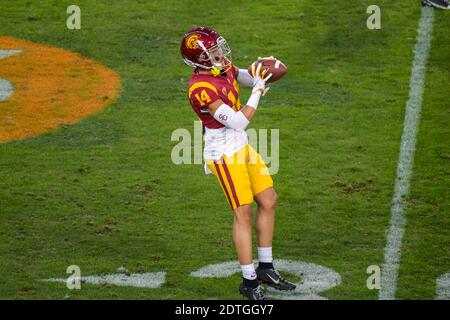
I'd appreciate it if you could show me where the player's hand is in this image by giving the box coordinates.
[250,62,272,96]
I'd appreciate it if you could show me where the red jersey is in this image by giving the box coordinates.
[187,65,242,129]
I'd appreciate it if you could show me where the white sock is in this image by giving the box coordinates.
[241,263,257,280]
[258,247,273,263]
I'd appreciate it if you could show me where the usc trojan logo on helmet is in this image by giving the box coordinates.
[185,34,200,49]
[0,36,121,142]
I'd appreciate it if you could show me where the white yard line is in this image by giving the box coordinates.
[379,7,434,300]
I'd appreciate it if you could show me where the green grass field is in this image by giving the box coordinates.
[0,0,448,299]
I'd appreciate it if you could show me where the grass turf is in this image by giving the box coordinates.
[0,0,448,299]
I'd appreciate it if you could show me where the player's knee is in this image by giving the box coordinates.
[233,205,252,225]
[268,193,277,210]
[260,190,277,211]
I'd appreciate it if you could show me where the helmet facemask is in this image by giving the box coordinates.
[198,37,232,71]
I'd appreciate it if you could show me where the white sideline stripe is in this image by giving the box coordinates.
[379,7,434,300]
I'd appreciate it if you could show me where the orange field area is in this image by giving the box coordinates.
[0,36,121,142]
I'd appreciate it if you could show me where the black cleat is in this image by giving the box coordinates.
[239,282,267,300]
[256,267,296,291]
[422,0,449,9]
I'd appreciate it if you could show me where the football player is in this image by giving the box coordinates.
[180,27,296,300]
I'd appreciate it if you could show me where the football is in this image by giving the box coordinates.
[247,57,287,83]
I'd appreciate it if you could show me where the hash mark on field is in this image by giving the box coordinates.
[436,272,450,300]
[379,7,434,300]
[42,272,166,289]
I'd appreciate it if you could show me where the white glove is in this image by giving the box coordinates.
[250,62,272,96]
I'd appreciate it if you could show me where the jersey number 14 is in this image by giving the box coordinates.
[195,90,211,106]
